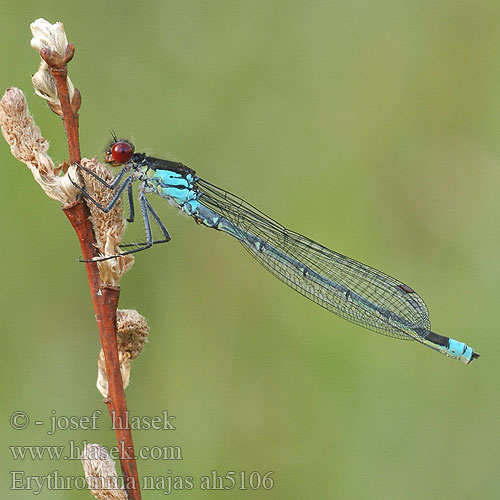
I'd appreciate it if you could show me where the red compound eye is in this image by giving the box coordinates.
[110,141,134,164]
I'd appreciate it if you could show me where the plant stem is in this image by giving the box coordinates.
[43,47,142,500]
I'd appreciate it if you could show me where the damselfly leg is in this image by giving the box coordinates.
[70,163,171,261]
[117,192,171,250]
[126,183,134,223]
[70,162,133,214]
[75,161,129,190]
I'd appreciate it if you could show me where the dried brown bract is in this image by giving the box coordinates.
[0,87,79,204]
[30,18,77,113]
[97,309,149,397]
[81,444,128,500]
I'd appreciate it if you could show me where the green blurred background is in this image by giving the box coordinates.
[1,1,498,499]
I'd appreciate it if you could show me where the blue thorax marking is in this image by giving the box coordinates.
[151,169,199,209]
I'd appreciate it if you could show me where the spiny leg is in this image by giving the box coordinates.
[81,191,153,261]
[74,162,129,190]
[120,195,171,248]
[144,197,171,243]
[85,191,171,261]
[72,164,171,260]
[70,173,134,213]
[126,182,135,223]
[74,164,136,221]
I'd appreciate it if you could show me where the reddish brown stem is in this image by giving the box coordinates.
[63,202,140,499]
[43,46,141,500]
[98,287,140,492]
[51,67,80,163]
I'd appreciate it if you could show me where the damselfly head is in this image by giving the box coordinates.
[105,139,135,166]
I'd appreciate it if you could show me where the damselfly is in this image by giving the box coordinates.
[72,139,479,364]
